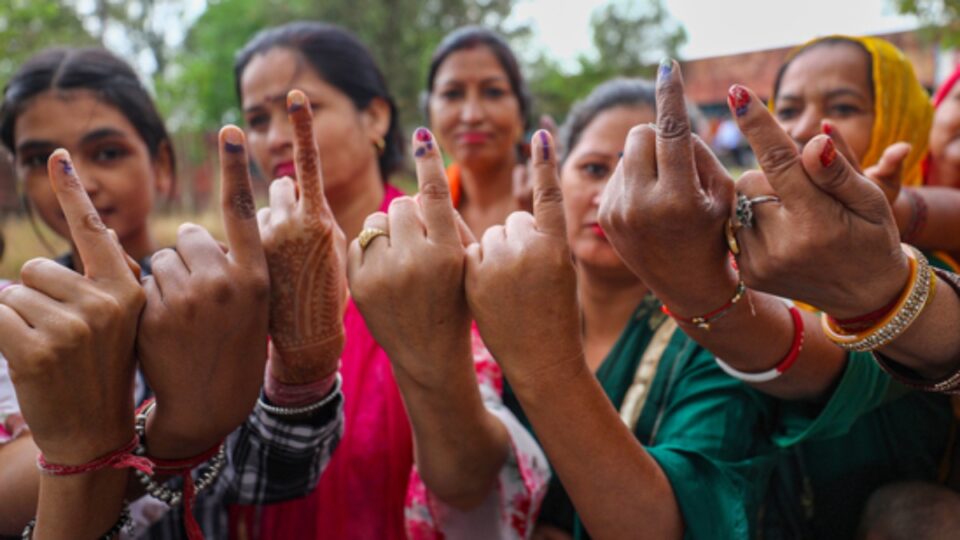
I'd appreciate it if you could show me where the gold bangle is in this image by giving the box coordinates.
[821,245,935,351]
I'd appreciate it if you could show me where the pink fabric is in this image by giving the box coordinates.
[247,184,413,540]
[263,364,339,407]
[404,326,549,540]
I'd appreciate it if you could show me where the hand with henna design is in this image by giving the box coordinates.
[258,89,347,384]
[138,126,270,459]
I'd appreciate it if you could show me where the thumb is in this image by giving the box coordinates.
[802,134,890,223]
[529,129,566,237]
[864,142,911,205]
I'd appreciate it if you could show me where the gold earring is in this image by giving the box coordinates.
[373,137,386,155]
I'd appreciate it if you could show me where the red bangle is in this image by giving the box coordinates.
[714,303,804,383]
[36,433,154,476]
[661,279,747,330]
[829,294,900,333]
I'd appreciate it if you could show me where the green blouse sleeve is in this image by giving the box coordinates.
[774,351,904,447]
[643,344,778,540]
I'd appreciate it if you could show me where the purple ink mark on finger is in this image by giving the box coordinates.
[287,101,304,113]
[224,141,244,154]
[59,158,74,176]
[658,58,673,81]
[539,130,550,161]
[415,146,427,158]
[415,128,432,143]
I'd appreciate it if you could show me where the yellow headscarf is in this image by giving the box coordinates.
[773,35,933,186]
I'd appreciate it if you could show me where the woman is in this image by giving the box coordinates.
[599,54,953,539]
[925,65,960,189]
[233,22,546,539]
[0,47,344,539]
[772,36,960,267]
[425,26,532,235]
[474,78,779,539]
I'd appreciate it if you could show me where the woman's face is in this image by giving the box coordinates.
[561,104,655,273]
[241,47,388,193]
[13,90,169,251]
[428,45,524,171]
[773,42,875,162]
[929,82,960,188]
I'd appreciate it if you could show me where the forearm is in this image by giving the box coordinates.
[677,291,847,401]
[394,351,510,511]
[34,468,127,539]
[879,274,960,379]
[0,436,40,534]
[895,187,960,251]
[511,357,683,540]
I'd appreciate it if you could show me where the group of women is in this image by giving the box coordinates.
[0,18,959,540]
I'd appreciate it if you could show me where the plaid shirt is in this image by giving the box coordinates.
[132,390,343,539]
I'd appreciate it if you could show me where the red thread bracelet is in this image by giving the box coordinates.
[661,280,747,330]
[714,303,804,383]
[37,433,154,476]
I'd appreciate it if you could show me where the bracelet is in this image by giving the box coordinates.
[901,188,928,244]
[22,501,131,539]
[715,300,804,383]
[822,245,935,351]
[257,372,343,416]
[871,267,960,394]
[830,294,900,333]
[661,279,747,331]
[36,434,153,476]
[133,399,225,540]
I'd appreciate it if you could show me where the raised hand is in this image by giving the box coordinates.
[727,84,908,319]
[259,90,346,384]
[347,127,473,383]
[137,126,270,458]
[598,60,737,316]
[512,115,558,213]
[0,149,144,464]
[465,130,581,388]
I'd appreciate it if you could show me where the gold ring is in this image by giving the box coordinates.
[725,218,741,255]
[358,227,389,250]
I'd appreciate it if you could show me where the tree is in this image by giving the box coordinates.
[894,0,960,47]
[0,0,98,88]
[527,0,686,124]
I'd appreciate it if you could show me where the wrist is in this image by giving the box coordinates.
[144,406,220,460]
[656,263,741,324]
[829,246,912,320]
[269,338,342,384]
[37,422,134,467]
[892,191,911,236]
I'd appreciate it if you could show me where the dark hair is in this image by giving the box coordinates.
[559,78,657,163]
[772,37,874,103]
[234,21,403,182]
[425,26,531,131]
[0,47,175,173]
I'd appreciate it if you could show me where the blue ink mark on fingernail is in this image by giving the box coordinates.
[60,158,73,175]
[658,58,673,80]
[415,146,427,158]
[539,130,550,161]
[224,141,244,154]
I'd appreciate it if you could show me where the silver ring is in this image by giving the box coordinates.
[735,193,781,229]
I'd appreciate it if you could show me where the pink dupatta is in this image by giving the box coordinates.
[237,184,413,539]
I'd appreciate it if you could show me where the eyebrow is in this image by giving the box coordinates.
[437,76,509,87]
[16,127,129,156]
[243,92,291,114]
[778,87,869,102]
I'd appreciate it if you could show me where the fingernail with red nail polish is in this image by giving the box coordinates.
[414,127,433,158]
[821,122,834,136]
[728,85,750,117]
[820,138,837,167]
